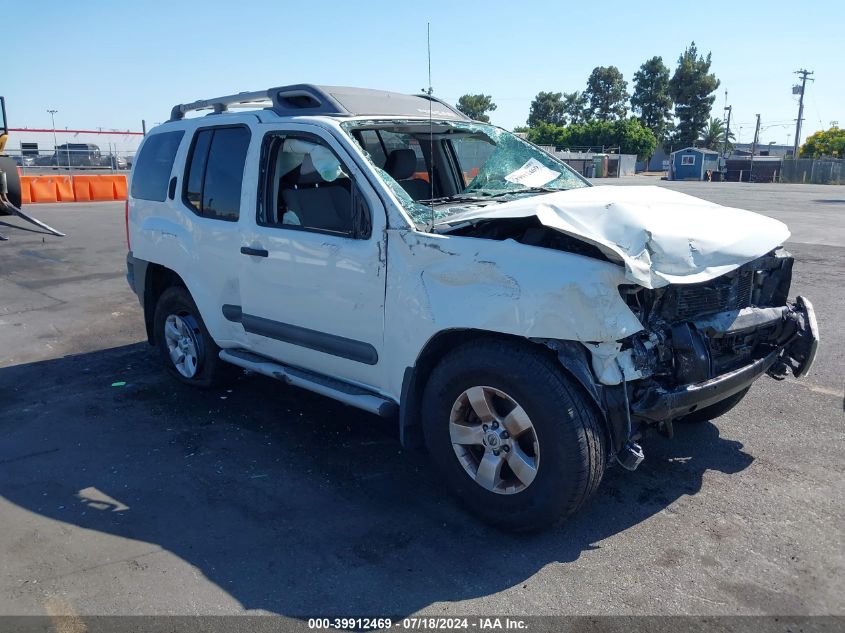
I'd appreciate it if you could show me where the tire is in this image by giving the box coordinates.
[422,339,606,531]
[0,156,22,210]
[678,386,750,423]
[153,285,231,388]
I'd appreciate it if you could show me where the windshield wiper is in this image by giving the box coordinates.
[475,186,560,199]
[418,193,487,205]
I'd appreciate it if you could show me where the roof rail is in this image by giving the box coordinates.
[169,84,470,122]
[170,90,273,121]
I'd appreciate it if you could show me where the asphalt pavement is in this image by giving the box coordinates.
[0,180,842,619]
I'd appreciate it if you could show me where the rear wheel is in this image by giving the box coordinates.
[678,387,750,423]
[153,286,231,388]
[422,340,606,531]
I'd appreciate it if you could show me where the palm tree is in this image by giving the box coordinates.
[699,117,735,151]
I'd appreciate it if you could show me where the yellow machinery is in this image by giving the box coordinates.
[0,96,64,239]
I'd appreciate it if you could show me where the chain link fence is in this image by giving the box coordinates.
[780,158,845,184]
[5,146,135,174]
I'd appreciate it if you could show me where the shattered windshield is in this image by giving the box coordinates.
[341,120,588,226]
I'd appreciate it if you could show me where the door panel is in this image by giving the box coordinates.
[238,124,387,389]
[179,123,253,348]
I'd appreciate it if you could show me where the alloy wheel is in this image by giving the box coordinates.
[449,386,540,494]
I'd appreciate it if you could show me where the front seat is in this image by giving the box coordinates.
[384,149,431,201]
[281,155,352,232]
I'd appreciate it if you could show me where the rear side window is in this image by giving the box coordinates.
[450,136,496,186]
[379,131,426,172]
[357,130,387,167]
[131,131,184,201]
[184,126,250,221]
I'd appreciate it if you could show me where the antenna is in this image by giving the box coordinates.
[425,22,434,230]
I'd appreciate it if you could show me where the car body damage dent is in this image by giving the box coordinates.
[396,229,644,343]
[438,185,791,289]
[423,260,521,300]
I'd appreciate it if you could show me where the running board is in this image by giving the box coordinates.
[219,348,397,418]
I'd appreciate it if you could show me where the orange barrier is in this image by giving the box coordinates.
[74,175,113,201]
[92,177,116,201]
[72,177,91,202]
[18,174,128,204]
[29,177,59,203]
[112,175,128,200]
[55,176,74,202]
[20,176,33,204]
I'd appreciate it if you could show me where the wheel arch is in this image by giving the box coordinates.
[399,329,611,451]
[142,263,187,345]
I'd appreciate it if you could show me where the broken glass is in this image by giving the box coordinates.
[342,120,588,226]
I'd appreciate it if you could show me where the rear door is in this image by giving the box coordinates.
[236,123,387,390]
[177,123,253,347]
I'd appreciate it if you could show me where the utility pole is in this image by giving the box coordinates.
[749,114,761,181]
[792,69,814,158]
[722,104,732,156]
[47,109,58,152]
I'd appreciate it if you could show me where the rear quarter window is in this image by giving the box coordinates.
[130,131,184,201]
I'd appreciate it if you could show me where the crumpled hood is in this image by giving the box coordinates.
[443,185,791,289]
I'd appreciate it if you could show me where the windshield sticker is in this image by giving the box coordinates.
[505,158,561,188]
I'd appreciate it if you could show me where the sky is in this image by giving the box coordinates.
[4,0,842,148]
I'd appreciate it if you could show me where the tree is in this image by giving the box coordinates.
[562,91,589,125]
[699,118,734,151]
[456,94,497,122]
[631,56,672,141]
[526,118,657,159]
[799,126,845,158]
[527,91,566,127]
[584,66,629,120]
[668,42,720,149]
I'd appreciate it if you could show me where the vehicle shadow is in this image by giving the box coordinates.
[0,343,754,617]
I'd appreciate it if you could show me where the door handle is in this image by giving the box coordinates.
[240,246,269,257]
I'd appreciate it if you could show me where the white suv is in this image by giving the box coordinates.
[126,84,818,530]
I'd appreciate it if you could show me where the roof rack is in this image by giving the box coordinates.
[169,90,272,121]
[169,84,469,122]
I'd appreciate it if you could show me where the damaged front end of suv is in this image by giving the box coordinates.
[343,117,819,475]
[427,185,819,472]
[590,248,818,468]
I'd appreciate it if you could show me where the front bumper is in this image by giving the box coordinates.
[632,348,779,420]
[630,296,819,422]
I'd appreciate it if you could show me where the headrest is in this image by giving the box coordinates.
[384,148,417,180]
[296,155,323,185]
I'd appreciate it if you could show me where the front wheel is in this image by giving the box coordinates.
[422,340,606,531]
[153,285,231,388]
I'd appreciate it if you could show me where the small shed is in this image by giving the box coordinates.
[669,147,720,181]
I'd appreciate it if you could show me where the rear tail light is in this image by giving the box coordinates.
[125,199,131,251]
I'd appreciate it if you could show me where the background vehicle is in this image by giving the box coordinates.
[50,143,104,168]
[126,85,818,530]
[12,154,35,167]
